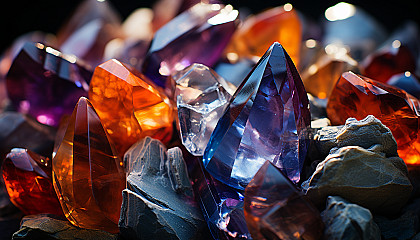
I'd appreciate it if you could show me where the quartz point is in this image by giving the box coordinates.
[2,148,63,216]
[204,42,311,190]
[225,5,302,67]
[5,42,92,127]
[52,97,125,233]
[174,63,236,156]
[244,161,324,240]
[142,3,238,89]
[89,59,174,156]
[327,71,420,165]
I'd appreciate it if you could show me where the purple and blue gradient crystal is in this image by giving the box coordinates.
[142,3,238,89]
[5,42,92,127]
[203,42,311,190]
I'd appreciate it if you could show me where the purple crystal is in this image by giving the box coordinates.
[204,42,311,190]
[142,3,238,89]
[5,42,92,127]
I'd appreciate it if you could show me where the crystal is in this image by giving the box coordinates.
[244,161,324,240]
[225,5,302,67]
[214,58,255,88]
[2,148,63,216]
[204,42,311,190]
[362,22,419,83]
[88,59,174,156]
[387,72,420,98]
[5,42,92,127]
[327,71,420,165]
[174,63,236,156]
[142,3,238,89]
[52,97,125,233]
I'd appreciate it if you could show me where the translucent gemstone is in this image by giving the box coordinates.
[225,5,302,67]
[204,42,311,190]
[52,97,125,233]
[89,59,174,156]
[5,43,92,127]
[142,3,238,89]
[244,161,324,240]
[174,63,236,156]
[327,71,420,165]
[214,58,255,88]
[387,72,420,98]
[301,49,359,99]
[2,148,63,216]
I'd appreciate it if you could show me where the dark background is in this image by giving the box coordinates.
[1,0,419,54]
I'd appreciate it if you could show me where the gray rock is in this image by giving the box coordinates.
[119,137,206,240]
[321,196,381,240]
[303,146,412,215]
[374,211,419,240]
[11,214,116,240]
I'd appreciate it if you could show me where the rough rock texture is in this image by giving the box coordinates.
[303,146,412,215]
[321,196,381,240]
[374,211,419,240]
[11,214,117,240]
[119,137,206,240]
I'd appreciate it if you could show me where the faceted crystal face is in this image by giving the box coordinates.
[327,71,420,165]
[174,63,236,156]
[204,42,311,190]
[52,97,125,233]
[2,148,63,216]
[244,161,324,240]
[89,59,174,156]
[142,3,238,89]
[225,6,301,67]
[5,42,92,127]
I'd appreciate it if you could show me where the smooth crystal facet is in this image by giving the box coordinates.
[5,42,91,127]
[204,42,311,190]
[142,3,238,89]
[327,71,420,165]
[174,63,236,156]
[52,97,125,233]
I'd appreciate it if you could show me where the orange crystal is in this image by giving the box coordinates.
[52,97,125,233]
[89,59,174,156]
[327,71,420,165]
[225,5,301,67]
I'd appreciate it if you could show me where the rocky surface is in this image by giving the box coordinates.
[374,211,419,240]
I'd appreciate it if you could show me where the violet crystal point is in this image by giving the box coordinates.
[5,42,92,127]
[142,3,238,89]
[203,42,311,190]
[174,63,236,156]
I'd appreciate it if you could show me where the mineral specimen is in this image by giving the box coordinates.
[174,63,235,156]
[214,58,255,88]
[53,97,125,233]
[387,72,420,98]
[204,42,311,189]
[244,161,324,240]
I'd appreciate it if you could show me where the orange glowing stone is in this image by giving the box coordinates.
[52,97,125,233]
[89,59,174,156]
[327,71,420,165]
[225,5,301,67]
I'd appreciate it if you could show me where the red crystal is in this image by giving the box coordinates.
[2,148,63,216]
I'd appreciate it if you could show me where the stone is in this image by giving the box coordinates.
[174,63,236,156]
[374,211,419,240]
[120,137,206,240]
[387,72,420,99]
[5,42,92,127]
[12,214,117,240]
[204,42,311,190]
[214,58,255,88]
[52,97,125,233]
[321,196,381,240]
[303,146,412,215]
[244,161,324,240]
[327,71,420,165]
[88,59,175,156]
[2,148,63,216]
[142,3,238,89]
[225,5,302,67]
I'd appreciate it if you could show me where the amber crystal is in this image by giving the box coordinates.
[52,97,125,232]
[327,71,420,165]
[225,5,301,66]
[244,161,324,240]
[2,148,63,216]
[89,59,174,156]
